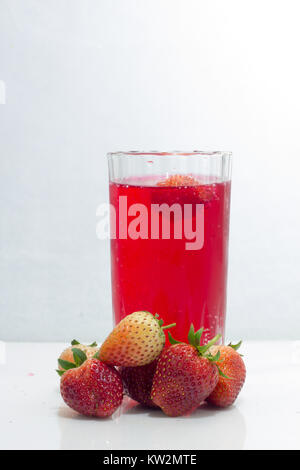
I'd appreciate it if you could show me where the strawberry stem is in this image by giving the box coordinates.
[161,323,176,331]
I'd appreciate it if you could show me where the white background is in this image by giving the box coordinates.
[1,0,299,342]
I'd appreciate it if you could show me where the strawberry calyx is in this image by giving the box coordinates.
[57,348,88,376]
[168,324,221,358]
[168,324,230,379]
[56,340,98,376]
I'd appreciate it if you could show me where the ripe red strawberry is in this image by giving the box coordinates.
[119,358,159,408]
[60,358,123,417]
[207,342,246,407]
[57,339,99,376]
[99,311,175,367]
[151,326,221,417]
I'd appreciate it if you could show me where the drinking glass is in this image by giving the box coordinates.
[107,151,232,343]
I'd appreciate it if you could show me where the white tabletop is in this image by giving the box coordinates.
[1,341,299,450]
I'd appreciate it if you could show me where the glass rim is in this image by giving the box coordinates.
[107,150,232,158]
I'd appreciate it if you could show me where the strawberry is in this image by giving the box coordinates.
[207,342,246,407]
[157,174,215,202]
[57,339,99,376]
[157,175,200,187]
[99,311,175,367]
[151,325,221,417]
[60,358,123,417]
[119,358,159,408]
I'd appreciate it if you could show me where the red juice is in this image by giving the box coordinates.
[109,176,231,344]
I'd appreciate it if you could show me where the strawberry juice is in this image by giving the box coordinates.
[109,175,231,344]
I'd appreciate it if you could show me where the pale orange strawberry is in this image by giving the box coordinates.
[99,311,175,367]
[157,174,214,201]
[207,342,246,407]
[157,174,199,187]
[57,340,99,375]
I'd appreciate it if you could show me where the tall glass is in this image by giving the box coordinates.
[108,151,232,343]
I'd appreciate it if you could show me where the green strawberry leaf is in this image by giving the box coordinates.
[207,350,221,362]
[228,340,242,351]
[71,339,80,345]
[72,348,87,366]
[168,331,182,345]
[56,369,65,377]
[188,324,195,346]
[194,328,204,347]
[88,341,98,347]
[58,359,77,370]
[216,365,231,380]
[93,350,100,359]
